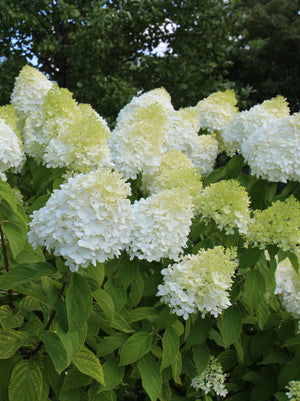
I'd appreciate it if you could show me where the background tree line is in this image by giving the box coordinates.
[0,0,299,124]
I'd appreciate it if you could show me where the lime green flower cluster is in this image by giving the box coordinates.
[197,180,251,234]
[246,196,300,252]
[0,104,21,140]
[23,83,111,171]
[142,150,203,212]
[11,65,53,122]
[286,381,300,401]
[194,90,238,136]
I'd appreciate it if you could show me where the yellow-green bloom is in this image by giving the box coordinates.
[197,179,251,234]
[0,104,21,140]
[43,103,111,172]
[157,246,237,319]
[110,102,169,179]
[194,90,238,135]
[142,150,202,212]
[11,65,53,122]
[24,84,80,162]
[286,381,300,401]
[246,196,300,252]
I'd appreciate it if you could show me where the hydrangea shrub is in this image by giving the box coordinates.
[0,65,300,401]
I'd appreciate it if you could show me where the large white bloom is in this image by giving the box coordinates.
[286,381,300,401]
[194,90,238,134]
[28,169,132,271]
[191,356,228,397]
[128,189,194,262]
[157,246,237,319]
[0,117,25,174]
[11,65,53,121]
[185,134,219,177]
[241,112,300,182]
[221,95,290,156]
[275,254,300,323]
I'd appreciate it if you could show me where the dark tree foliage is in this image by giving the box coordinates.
[0,0,234,122]
[228,0,300,111]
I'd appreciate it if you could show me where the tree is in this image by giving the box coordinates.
[228,0,300,111]
[0,0,235,121]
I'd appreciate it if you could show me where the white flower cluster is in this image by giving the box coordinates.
[128,189,194,262]
[191,357,228,397]
[109,102,169,179]
[157,247,237,319]
[194,90,238,134]
[286,381,300,401]
[11,65,53,121]
[0,117,25,179]
[275,255,300,324]
[28,169,132,271]
[185,134,219,177]
[221,96,290,156]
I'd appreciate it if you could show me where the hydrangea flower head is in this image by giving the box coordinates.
[194,90,238,134]
[0,105,21,140]
[157,246,237,319]
[221,95,290,156]
[116,87,174,124]
[245,196,300,252]
[23,84,80,161]
[128,188,194,261]
[109,102,169,178]
[28,168,132,271]
[186,134,219,177]
[164,107,200,153]
[275,253,300,323]
[197,179,251,234]
[0,117,25,175]
[241,112,300,182]
[11,65,53,121]
[191,356,228,397]
[142,150,202,212]
[43,103,112,172]
[286,381,300,401]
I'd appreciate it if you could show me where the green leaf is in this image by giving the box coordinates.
[0,305,23,330]
[57,323,87,363]
[2,221,26,258]
[0,262,56,291]
[66,273,92,332]
[245,269,266,311]
[0,330,32,359]
[0,181,17,212]
[115,257,140,288]
[41,332,69,374]
[93,288,114,321]
[28,194,51,214]
[128,271,144,307]
[101,359,124,390]
[278,358,300,388]
[119,331,153,366]
[72,346,105,385]
[111,311,135,333]
[8,359,43,401]
[239,248,263,269]
[96,333,128,357]
[128,307,159,323]
[161,327,180,371]
[185,317,212,347]
[171,352,182,383]
[61,367,92,391]
[193,343,210,374]
[137,354,162,401]
[221,305,243,348]
[256,299,269,329]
